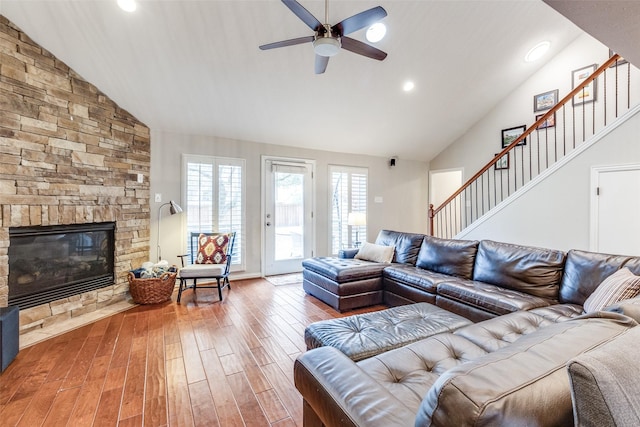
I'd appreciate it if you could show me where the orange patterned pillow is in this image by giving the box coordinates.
[196,233,230,264]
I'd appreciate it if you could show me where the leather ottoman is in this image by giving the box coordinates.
[302,256,388,312]
[304,302,472,361]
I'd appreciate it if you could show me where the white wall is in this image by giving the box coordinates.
[459,107,640,251]
[430,33,611,175]
[150,131,429,277]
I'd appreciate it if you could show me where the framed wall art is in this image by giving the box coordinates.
[572,64,598,106]
[501,125,526,148]
[494,153,509,170]
[533,89,558,112]
[536,113,555,129]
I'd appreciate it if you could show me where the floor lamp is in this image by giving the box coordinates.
[157,200,182,262]
[348,212,367,247]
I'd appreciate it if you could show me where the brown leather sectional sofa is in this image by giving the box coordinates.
[297,230,640,426]
[302,229,640,321]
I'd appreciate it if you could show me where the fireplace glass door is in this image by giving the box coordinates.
[8,222,115,309]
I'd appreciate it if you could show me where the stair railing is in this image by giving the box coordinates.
[429,53,634,238]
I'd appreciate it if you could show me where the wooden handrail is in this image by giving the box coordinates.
[429,54,621,235]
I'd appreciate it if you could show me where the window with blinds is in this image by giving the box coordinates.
[184,155,245,269]
[329,165,368,255]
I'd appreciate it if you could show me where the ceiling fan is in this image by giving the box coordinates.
[259,0,388,74]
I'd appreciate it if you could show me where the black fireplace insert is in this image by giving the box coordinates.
[8,222,115,309]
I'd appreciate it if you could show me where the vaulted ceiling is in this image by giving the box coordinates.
[1,1,585,162]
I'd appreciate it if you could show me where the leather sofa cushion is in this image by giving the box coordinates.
[383,265,453,294]
[437,279,552,316]
[375,229,424,265]
[560,249,640,305]
[358,333,488,412]
[528,303,584,322]
[416,235,479,279]
[453,310,555,352]
[294,346,417,427]
[417,314,636,427]
[301,257,387,282]
[473,240,565,299]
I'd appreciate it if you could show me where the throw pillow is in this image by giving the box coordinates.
[583,268,640,313]
[196,233,230,264]
[354,242,395,263]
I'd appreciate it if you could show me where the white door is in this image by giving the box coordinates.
[264,158,314,275]
[591,165,640,255]
[429,168,464,236]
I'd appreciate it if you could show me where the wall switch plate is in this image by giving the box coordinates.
[155,193,162,202]
[137,173,143,183]
[374,196,383,203]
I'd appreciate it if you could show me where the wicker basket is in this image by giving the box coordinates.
[127,271,177,304]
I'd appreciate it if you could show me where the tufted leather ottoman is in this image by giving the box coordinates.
[302,256,389,312]
[304,302,472,361]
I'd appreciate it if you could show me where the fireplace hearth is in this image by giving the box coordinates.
[8,223,116,309]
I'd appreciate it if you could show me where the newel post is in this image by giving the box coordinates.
[428,204,435,236]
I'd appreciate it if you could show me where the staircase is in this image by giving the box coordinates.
[429,54,638,239]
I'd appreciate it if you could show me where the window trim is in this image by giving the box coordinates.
[328,164,368,256]
[182,154,246,272]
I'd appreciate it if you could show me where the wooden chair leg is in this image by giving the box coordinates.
[177,278,184,303]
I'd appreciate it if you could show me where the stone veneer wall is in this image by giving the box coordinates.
[0,16,150,333]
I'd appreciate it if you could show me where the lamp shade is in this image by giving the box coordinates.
[169,200,183,214]
[347,212,366,226]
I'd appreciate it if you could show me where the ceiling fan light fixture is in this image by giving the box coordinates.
[313,37,341,57]
[366,23,386,43]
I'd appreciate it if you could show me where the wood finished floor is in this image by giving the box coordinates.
[0,278,385,426]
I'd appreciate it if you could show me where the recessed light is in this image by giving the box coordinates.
[366,23,386,43]
[525,41,550,62]
[403,81,415,92]
[117,0,137,12]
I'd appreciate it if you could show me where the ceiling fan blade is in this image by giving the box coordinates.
[315,55,329,74]
[332,6,387,36]
[282,0,323,32]
[341,37,387,61]
[259,35,314,50]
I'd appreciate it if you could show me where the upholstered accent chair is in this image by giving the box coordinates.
[177,232,235,303]
[567,325,640,427]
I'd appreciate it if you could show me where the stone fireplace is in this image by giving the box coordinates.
[0,16,151,334]
[8,222,116,309]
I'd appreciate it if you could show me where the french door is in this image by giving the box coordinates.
[263,157,314,276]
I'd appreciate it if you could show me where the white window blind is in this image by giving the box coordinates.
[184,155,245,269]
[329,165,368,255]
